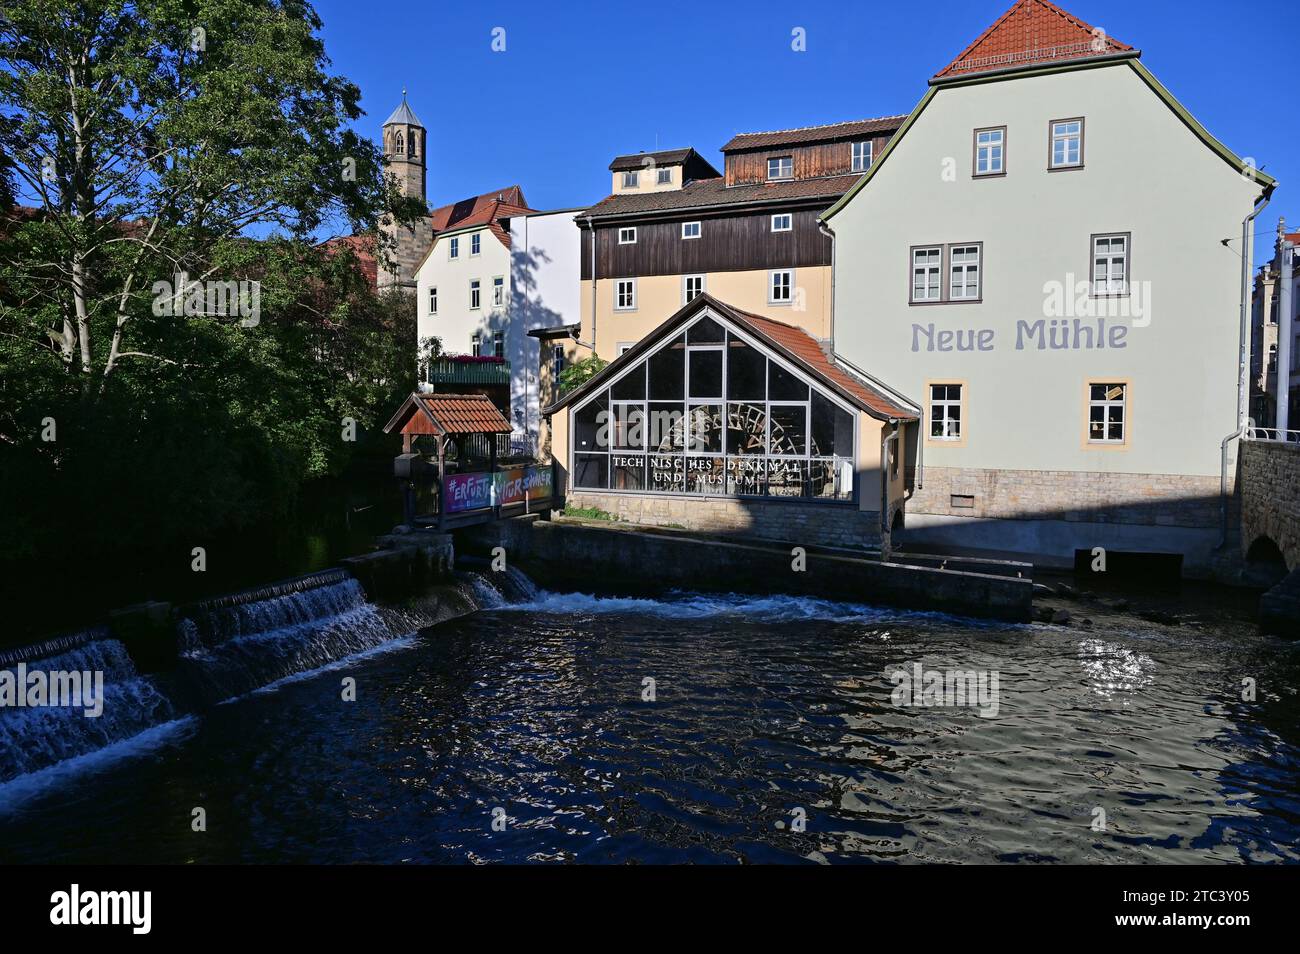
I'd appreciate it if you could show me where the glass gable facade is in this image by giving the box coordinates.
[572,313,856,501]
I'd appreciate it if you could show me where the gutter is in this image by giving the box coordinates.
[927,50,1140,87]
[1219,189,1272,548]
[880,420,900,547]
[818,218,837,348]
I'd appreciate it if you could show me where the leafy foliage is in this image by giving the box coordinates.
[558,354,608,395]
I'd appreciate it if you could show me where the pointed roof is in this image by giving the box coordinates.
[384,91,422,127]
[933,0,1134,80]
[545,293,917,422]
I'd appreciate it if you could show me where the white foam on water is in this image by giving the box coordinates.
[232,633,421,701]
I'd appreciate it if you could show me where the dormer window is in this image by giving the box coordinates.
[657,167,672,185]
[851,141,872,172]
[767,156,793,180]
[622,170,640,189]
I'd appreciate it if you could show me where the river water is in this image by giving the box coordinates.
[0,571,1296,864]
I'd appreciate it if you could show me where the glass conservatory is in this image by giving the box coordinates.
[568,313,857,502]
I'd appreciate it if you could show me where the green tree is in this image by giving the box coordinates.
[558,354,608,395]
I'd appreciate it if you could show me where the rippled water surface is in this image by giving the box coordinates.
[1,589,1297,863]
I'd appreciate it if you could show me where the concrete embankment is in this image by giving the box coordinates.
[459,516,1034,622]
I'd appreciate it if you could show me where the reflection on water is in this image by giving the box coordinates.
[0,589,1296,864]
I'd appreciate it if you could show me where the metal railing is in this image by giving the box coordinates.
[1244,427,1300,444]
[425,357,511,386]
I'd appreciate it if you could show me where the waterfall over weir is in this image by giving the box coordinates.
[0,567,528,788]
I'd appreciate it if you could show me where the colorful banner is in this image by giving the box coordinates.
[442,465,554,514]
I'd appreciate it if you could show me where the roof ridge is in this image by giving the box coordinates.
[724,115,908,142]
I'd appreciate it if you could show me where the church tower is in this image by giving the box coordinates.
[378,91,432,291]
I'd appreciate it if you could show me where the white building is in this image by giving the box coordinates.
[823,0,1275,575]
[415,203,583,453]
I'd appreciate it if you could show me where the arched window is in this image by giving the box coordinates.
[570,312,856,501]
[394,131,405,155]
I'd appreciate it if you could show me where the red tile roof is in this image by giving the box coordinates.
[317,233,378,285]
[583,173,860,219]
[384,392,513,437]
[720,304,918,421]
[934,0,1134,80]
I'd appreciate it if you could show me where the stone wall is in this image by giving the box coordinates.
[1240,440,1300,570]
[565,491,883,551]
[906,466,1224,529]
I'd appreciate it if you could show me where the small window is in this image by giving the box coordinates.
[683,274,704,304]
[1088,382,1127,444]
[769,269,793,304]
[471,334,481,357]
[851,141,872,172]
[771,213,792,232]
[681,221,701,240]
[449,236,459,259]
[1050,118,1084,169]
[492,276,504,307]
[657,167,672,185]
[470,233,481,256]
[949,245,981,301]
[616,278,636,310]
[622,170,639,188]
[551,344,565,378]
[767,156,793,180]
[617,343,635,356]
[618,227,637,245]
[974,127,1005,176]
[493,331,505,358]
[929,383,963,441]
[911,247,942,302]
[469,279,481,310]
[1092,233,1129,296]
[428,286,438,315]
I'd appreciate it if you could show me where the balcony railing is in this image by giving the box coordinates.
[425,356,511,387]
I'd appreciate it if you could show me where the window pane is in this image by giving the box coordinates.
[688,348,723,398]
[766,460,807,498]
[648,335,685,399]
[647,402,685,451]
[727,402,767,455]
[574,453,608,489]
[726,335,766,400]
[611,454,646,490]
[648,454,684,492]
[768,362,809,401]
[611,362,645,400]
[769,405,807,455]
[727,456,765,496]
[574,394,609,452]
[809,458,852,500]
[688,316,725,343]
[686,404,723,453]
[684,456,726,495]
[810,391,853,457]
[611,403,644,449]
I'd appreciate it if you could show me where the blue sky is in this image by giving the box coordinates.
[316,0,1295,262]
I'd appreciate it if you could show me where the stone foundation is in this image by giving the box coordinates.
[1240,440,1300,569]
[564,492,883,551]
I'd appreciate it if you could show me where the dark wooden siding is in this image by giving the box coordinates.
[580,208,831,280]
[724,134,892,186]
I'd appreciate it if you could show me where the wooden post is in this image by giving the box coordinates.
[437,435,447,532]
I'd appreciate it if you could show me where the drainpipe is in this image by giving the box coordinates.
[1219,190,1271,548]
[837,352,924,489]
[818,219,836,348]
[586,214,598,356]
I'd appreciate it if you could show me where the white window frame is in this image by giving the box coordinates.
[1091,233,1129,297]
[1087,381,1128,444]
[948,245,981,301]
[471,334,481,357]
[767,156,793,180]
[656,167,672,185]
[449,236,459,259]
[929,383,963,441]
[492,275,505,307]
[683,274,705,305]
[622,170,639,188]
[1049,118,1084,169]
[771,213,793,233]
[615,278,637,311]
[618,227,637,245]
[768,269,793,304]
[911,247,942,303]
[493,331,505,359]
[428,286,438,315]
[470,232,481,256]
[974,127,1005,177]
[851,140,872,172]
[469,279,481,310]
[681,221,701,240]
[617,342,635,356]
